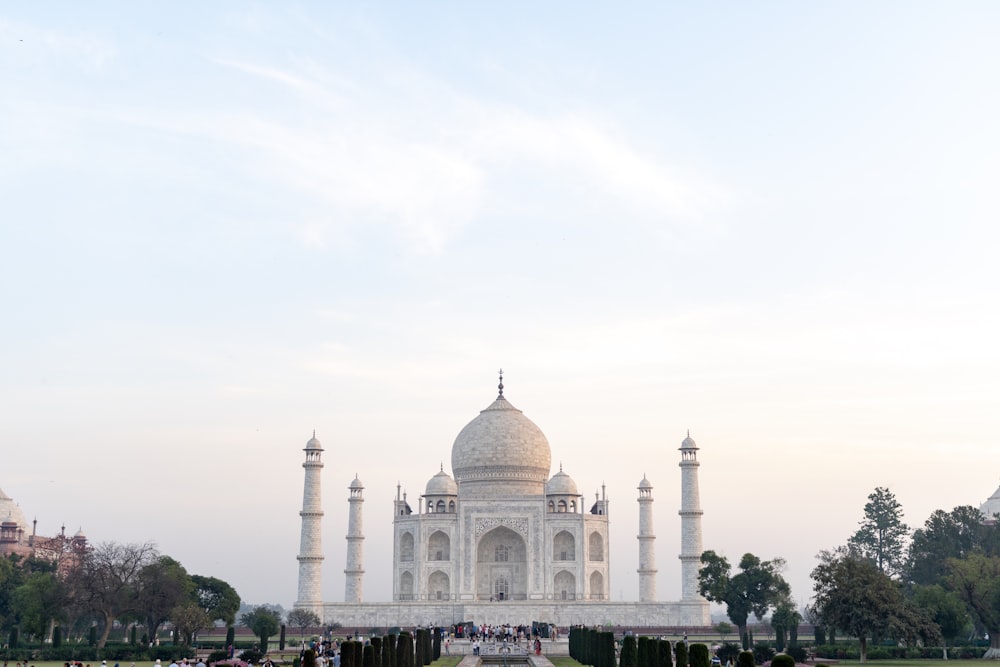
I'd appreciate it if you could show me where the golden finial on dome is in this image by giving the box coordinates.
[498,368,504,397]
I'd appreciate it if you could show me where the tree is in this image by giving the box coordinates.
[770,600,801,652]
[910,584,970,650]
[172,602,211,645]
[10,571,67,640]
[241,605,281,653]
[135,556,192,644]
[907,505,999,586]
[812,550,940,663]
[944,554,1000,658]
[847,487,909,578]
[192,575,241,626]
[0,554,26,631]
[714,621,732,642]
[287,608,321,636]
[69,541,159,648]
[699,551,791,649]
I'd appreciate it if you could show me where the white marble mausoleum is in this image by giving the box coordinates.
[294,374,710,628]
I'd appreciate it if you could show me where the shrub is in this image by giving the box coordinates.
[637,636,653,667]
[770,654,794,667]
[396,632,413,667]
[621,635,638,667]
[689,643,710,667]
[786,645,807,664]
[751,643,774,665]
[599,631,615,667]
[208,650,229,663]
[675,640,688,667]
[658,640,672,667]
[383,634,395,667]
[736,650,755,667]
[421,628,432,666]
[240,648,264,664]
[717,642,741,665]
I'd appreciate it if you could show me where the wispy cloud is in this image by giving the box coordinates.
[110,55,727,253]
[0,19,116,72]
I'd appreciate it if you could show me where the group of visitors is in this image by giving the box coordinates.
[149,658,205,667]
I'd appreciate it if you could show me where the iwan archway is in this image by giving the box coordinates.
[476,526,527,600]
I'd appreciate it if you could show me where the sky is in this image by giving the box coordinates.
[3,2,1000,615]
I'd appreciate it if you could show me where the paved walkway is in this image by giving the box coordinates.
[456,654,555,667]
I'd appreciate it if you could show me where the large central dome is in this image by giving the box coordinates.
[451,392,552,496]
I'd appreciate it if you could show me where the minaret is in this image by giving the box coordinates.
[678,431,704,600]
[344,475,365,603]
[637,475,657,601]
[295,432,325,616]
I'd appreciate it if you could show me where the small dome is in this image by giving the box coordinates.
[546,469,579,496]
[981,482,1000,521]
[349,475,364,489]
[305,431,322,450]
[74,528,86,538]
[0,488,27,534]
[425,469,458,496]
[680,431,697,449]
[638,476,653,490]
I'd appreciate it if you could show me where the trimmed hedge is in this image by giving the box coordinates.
[689,643,710,667]
[621,635,638,667]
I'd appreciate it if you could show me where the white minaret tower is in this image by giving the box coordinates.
[678,431,704,600]
[637,475,657,601]
[344,475,365,603]
[295,432,324,616]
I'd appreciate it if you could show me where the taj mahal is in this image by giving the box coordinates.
[293,373,711,628]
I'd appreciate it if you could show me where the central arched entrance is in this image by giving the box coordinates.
[476,526,528,600]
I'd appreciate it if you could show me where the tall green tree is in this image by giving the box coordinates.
[910,584,970,648]
[136,556,192,644]
[10,571,67,640]
[847,487,909,577]
[945,554,1000,658]
[698,551,791,649]
[241,606,282,653]
[192,575,241,626]
[0,554,26,631]
[770,600,801,651]
[907,506,999,585]
[812,550,940,663]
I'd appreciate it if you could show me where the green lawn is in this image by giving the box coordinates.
[429,658,463,667]
[546,658,586,667]
[834,662,987,667]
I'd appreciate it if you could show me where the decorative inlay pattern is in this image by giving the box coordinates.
[475,517,528,536]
